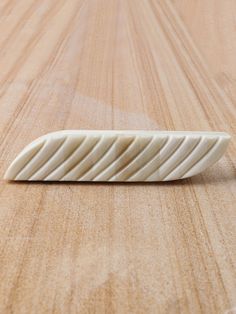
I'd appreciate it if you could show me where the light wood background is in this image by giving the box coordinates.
[0,0,235,313]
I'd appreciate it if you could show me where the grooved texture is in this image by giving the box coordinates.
[4,131,230,181]
[0,0,236,313]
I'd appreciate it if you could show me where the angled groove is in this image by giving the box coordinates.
[14,140,47,180]
[6,131,229,182]
[130,135,172,180]
[108,137,153,180]
[73,136,107,180]
[93,136,136,181]
[39,137,69,178]
[29,137,68,180]
[162,136,203,181]
[60,137,101,180]
[82,136,119,180]
[77,137,118,180]
[145,136,185,181]
[127,136,169,180]
[162,136,202,181]
[180,137,219,178]
[24,137,66,180]
[56,136,95,181]
[44,136,86,180]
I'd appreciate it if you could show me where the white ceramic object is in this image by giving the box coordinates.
[4,130,230,182]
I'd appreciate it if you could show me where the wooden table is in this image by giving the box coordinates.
[0,1,235,313]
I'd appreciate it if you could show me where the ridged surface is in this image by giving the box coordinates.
[0,0,236,313]
[4,131,230,181]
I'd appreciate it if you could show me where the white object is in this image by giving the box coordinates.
[4,130,230,181]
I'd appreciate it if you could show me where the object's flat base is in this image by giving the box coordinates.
[4,131,230,182]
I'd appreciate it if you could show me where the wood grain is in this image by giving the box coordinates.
[0,0,235,313]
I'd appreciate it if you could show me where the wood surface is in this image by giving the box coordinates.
[0,0,235,313]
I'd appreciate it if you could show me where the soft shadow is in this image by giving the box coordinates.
[5,170,235,187]
[7,180,186,187]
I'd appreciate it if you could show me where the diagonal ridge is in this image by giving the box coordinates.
[29,137,68,180]
[74,136,110,180]
[13,140,46,180]
[127,136,169,180]
[93,136,137,181]
[61,137,101,180]
[26,137,67,180]
[162,136,202,181]
[77,137,118,180]
[108,137,153,180]
[131,136,172,181]
[56,137,98,181]
[44,136,87,180]
[162,137,202,181]
[6,131,229,182]
[145,136,185,181]
[88,137,122,180]
[180,137,219,178]
[15,140,47,180]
